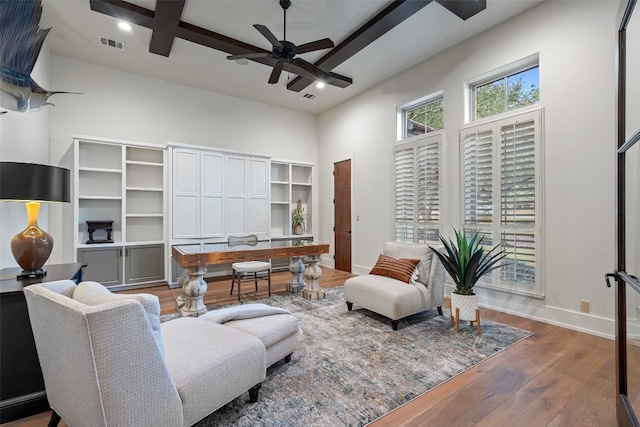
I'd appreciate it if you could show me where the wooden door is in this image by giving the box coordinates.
[334,160,352,272]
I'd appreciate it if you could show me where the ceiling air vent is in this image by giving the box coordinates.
[302,93,316,99]
[99,36,125,50]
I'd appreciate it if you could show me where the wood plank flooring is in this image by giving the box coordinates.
[2,268,617,427]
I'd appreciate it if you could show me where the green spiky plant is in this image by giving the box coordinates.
[429,228,507,296]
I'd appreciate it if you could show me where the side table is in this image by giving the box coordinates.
[0,263,86,423]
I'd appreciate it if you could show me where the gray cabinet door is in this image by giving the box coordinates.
[78,247,122,286]
[125,245,164,284]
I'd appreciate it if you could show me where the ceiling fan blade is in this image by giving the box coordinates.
[268,62,284,84]
[293,58,331,82]
[227,52,270,60]
[254,24,283,48]
[295,38,334,54]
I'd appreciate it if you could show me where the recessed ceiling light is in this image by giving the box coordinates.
[316,81,326,89]
[235,59,249,66]
[118,21,132,32]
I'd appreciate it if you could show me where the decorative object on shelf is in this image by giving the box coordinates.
[0,0,77,113]
[0,162,71,279]
[85,220,115,244]
[429,228,506,334]
[291,199,306,235]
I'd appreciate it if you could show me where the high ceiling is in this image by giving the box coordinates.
[40,0,543,115]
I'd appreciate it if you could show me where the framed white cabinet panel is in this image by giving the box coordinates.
[201,152,224,238]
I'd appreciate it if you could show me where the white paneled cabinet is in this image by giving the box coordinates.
[170,146,268,240]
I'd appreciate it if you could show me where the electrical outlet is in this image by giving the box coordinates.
[580,300,590,313]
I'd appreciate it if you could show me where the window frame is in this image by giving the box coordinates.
[468,55,540,122]
[460,108,544,297]
[397,92,444,140]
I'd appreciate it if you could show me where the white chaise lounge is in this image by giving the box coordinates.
[24,280,299,427]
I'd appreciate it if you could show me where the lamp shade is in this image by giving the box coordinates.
[0,162,70,202]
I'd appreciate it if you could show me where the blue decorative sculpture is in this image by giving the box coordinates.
[0,0,74,113]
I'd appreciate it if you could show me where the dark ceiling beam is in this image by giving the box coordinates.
[435,0,486,21]
[286,0,487,93]
[149,0,186,57]
[89,0,353,87]
[89,0,155,28]
[286,0,434,93]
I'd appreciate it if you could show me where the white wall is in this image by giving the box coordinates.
[0,45,52,269]
[318,0,620,337]
[47,56,319,264]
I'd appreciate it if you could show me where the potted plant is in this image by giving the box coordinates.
[429,228,506,325]
[291,200,306,235]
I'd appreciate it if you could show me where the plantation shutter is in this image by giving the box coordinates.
[501,120,535,225]
[460,108,542,296]
[499,118,537,284]
[394,133,442,244]
[394,144,415,242]
[416,136,441,243]
[463,127,493,226]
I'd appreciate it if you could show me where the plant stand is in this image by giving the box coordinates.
[451,307,481,335]
[450,293,481,335]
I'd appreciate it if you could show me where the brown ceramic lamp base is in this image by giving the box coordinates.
[10,202,53,280]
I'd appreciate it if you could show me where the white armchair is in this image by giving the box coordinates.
[344,241,446,330]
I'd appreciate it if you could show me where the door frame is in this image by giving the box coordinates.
[331,155,355,271]
[613,0,640,425]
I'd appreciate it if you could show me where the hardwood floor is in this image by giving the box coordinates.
[2,268,617,427]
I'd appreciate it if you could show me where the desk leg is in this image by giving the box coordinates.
[286,256,307,293]
[177,266,208,317]
[301,255,325,300]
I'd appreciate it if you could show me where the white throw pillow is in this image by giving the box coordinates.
[73,281,165,359]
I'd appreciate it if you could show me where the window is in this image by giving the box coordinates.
[394,132,442,244]
[461,108,543,296]
[400,95,443,139]
[470,59,539,121]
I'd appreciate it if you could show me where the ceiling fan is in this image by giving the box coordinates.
[227,0,335,85]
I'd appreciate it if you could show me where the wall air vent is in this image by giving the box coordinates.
[302,93,316,99]
[99,36,125,50]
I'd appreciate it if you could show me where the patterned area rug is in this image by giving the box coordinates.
[161,287,532,427]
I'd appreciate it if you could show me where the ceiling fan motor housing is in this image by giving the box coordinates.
[280,0,291,10]
[274,40,297,60]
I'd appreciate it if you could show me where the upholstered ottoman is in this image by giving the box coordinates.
[200,304,300,367]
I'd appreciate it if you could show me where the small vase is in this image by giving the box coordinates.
[294,224,303,235]
[450,292,478,321]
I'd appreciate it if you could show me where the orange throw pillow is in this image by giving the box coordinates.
[370,254,420,284]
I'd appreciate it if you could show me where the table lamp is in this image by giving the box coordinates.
[0,162,71,279]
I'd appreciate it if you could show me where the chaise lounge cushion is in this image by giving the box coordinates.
[200,304,300,367]
[161,318,266,426]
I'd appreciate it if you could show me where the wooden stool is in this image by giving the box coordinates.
[451,307,481,335]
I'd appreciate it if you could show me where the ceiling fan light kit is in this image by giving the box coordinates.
[226,0,334,85]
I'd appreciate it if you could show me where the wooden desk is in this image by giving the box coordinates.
[0,263,86,423]
[172,241,330,317]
